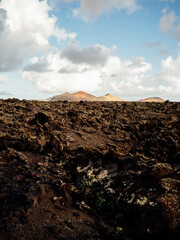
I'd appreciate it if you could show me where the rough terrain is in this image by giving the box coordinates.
[0,99,179,240]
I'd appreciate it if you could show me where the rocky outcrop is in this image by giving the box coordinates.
[0,99,179,239]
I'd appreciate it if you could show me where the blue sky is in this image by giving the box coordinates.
[0,0,180,100]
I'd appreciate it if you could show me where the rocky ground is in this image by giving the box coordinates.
[0,99,179,240]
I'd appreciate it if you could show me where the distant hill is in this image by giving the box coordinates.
[48,91,98,101]
[98,93,124,101]
[139,97,165,103]
[47,91,125,102]
[47,92,165,102]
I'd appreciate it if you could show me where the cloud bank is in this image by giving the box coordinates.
[22,41,180,97]
[0,0,75,72]
[22,43,152,94]
[112,53,180,97]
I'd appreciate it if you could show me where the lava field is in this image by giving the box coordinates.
[0,99,179,240]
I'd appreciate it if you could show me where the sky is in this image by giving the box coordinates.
[0,0,180,101]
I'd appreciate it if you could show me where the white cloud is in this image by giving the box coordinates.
[21,41,180,98]
[21,44,153,94]
[175,24,180,41]
[158,0,174,2]
[112,53,180,97]
[159,54,180,95]
[53,0,141,21]
[159,49,172,56]
[0,0,75,72]
[21,44,111,93]
[74,0,141,21]
[107,57,154,96]
[159,7,180,41]
[159,7,176,34]
[0,74,9,82]
[60,41,116,65]
[143,41,164,48]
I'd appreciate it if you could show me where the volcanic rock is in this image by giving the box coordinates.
[0,99,179,240]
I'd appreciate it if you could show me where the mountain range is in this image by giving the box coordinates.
[47,91,165,102]
[47,91,124,102]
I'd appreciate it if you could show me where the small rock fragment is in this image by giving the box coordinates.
[152,163,173,179]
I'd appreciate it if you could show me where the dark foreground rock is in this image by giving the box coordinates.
[0,99,179,240]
